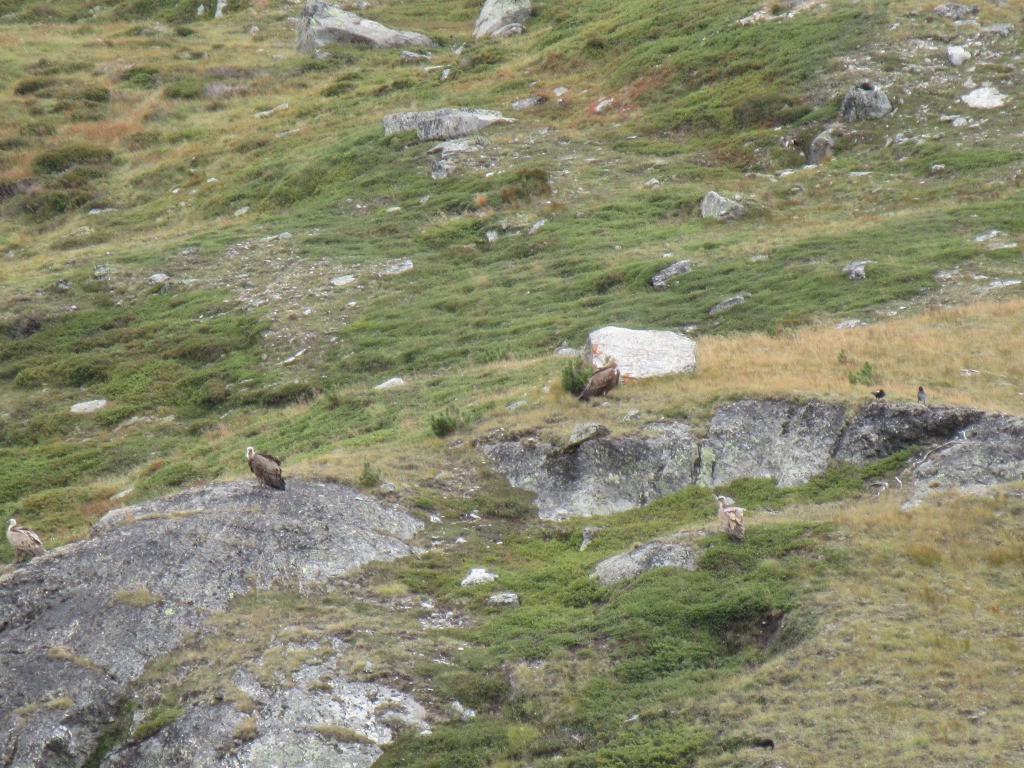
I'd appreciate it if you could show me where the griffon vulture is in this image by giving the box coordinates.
[716,495,745,542]
[247,447,286,490]
[578,362,620,401]
[6,518,45,562]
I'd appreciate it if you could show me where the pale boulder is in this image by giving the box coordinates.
[584,326,697,379]
[473,0,531,38]
[297,2,435,52]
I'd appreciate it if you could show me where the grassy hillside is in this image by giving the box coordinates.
[3,0,1024,763]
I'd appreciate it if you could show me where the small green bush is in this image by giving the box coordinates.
[430,407,464,438]
[499,168,551,205]
[561,359,593,397]
[358,461,382,488]
[120,67,160,89]
[848,361,874,386]
[164,79,202,99]
[32,144,113,175]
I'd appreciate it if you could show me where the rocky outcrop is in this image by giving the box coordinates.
[701,191,745,220]
[474,0,532,38]
[478,423,700,520]
[296,2,435,52]
[382,108,514,141]
[584,326,698,379]
[840,83,892,121]
[0,481,422,768]
[592,539,698,585]
[807,129,835,164]
[484,400,1024,518]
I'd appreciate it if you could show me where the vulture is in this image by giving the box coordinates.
[247,447,286,490]
[716,495,745,542]
[6,518,45,562]
[871,388,886,400]
[918,386,927,405]
[578,361,620,401]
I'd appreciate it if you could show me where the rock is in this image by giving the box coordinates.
[382,108,514,141]
[584,326,697,379]
[0,480,422,768]
[400,50,431,62]
[374,377,406,389]
[429,135,488,157]
[982,22,1013,36]
[431,159,456,179]
[701,191,745,220]
[843,260,871,280]
[835,403,982,464]
[331,274,356,286]
[709,295,746,316]
[933,3,978,20]
[473,0,531,38]
[528,219,546,235]
[962,87,1007,109]
[593,97,615,113]
[648,259,692,290]
[807,129,835,164]
[592,541,697,585]
[480,423,700,520]
[147,272,170,284]
[560,423,611,453]
[54,278,71,291]
[580,526,603,550]
[296,2,436,52]
[492,23,525,36]
[375,259,414,277]
[702,399,848,487]
[70,399,108,414]
[947,45,971,66]
[840,83,892,121]
[487,592,520,606]
[511,95,545,110]
[461,568,498,585]
[643,178,661,188]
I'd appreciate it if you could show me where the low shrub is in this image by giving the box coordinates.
[164,79,202,99]
[32,144,113,175]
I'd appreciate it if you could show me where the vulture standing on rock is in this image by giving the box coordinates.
[716,496,745,542]
[247,447,286,490]
[6,518,45,562]
[578,361,620,401]
[871,389,886,400]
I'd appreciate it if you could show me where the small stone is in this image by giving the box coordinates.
[233,206,249,216]
[374,377,406,389]
[440,68,452,81]
[709,295,746,315]
[580,526,603,551]
[511,95,544,110]
[486,592,520,606]
[491,23,525,36]
[947,45,971,66]
[962,87,1007,109]
[71,399,108,414]
[485,230,499,243]
[553,86,568,97]
[593,97,615,113]
[835,319,866,329]
[843,261,871,280]
[933,3,978,20]
[461,568,498,586]
[400,50,431,62]
[147,273,171,285]
[54,279,71,291]
[376,259,414,277]
[643,178,660,188]
[528,219,546,235]
[701,191,745,220]
[507,400,528,411]
[648,259,691,290]
[331,275,356,286]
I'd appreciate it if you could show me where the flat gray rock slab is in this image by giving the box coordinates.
[584,326,697,379]
[297,2,435,51]
[0,480,422,768]
[592,540,698,585]
[382,108,514,141]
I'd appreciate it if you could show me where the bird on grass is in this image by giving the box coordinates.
[577,361,620,401]
[871,388,886,400]
[918,386,927,405]
[247,447,286,490]
[716,495,745,542]
[6,518,45,563]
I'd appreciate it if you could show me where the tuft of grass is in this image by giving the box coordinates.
[560,358,592,397]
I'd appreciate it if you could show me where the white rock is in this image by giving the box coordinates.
[461,568,498,586]
[376,259,414,277]
[331,275,356,286]
[947,45,971,66]
[701,191,745,220]
[147,273,170,284]
[553,87,568,97]
[584,326,697,379]
[382,108,513,141]
[297,5,435,51]
[486,592,520,606]
[528,219,546,235]
[374,377,406,389]
[234,206,249,216]
[71,399,108,414]
[962,87,1007,109]
[473,0,531,38]
[594,97,615,113]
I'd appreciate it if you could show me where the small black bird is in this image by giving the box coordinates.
[872,389,886,400]
[918,386,926,405]
[752,738,775,750]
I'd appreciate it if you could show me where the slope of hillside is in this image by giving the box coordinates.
[2,0,1024,764]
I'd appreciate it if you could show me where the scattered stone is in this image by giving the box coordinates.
[528,219,546,235]
[930,163,946,173]
[233,205,249,216]
[87,207,117,215]
[400,50,431,62]
[440,68,452,81]
[109,487,133,501]
[145,273,170,285]
[473,0,531,38]
[431,159,456,179]
[93,264,112,278]
[580,526,603,551]
[947,45,971,66]
[511,95,545,110]
[807,129,835,164]
[555,345,579,357]
[592,541,697,585]
[709,295,746,315]
[560,423,611,453]
[584,326,697,379]
[553,86,568,97]
[70,399,108,414]
[331,274,356,286]
[982,23,1013,36]
[643,178,661,188]
[507,400,528,411]
[933,3,978,20]
[840,83,892,121]
[962,87,1007,109]
[429,135,487,157]
[593,97,615,113]
[296,2,436,52]
[450,701,476,721]
[254,103,288,118]
[486,230,499,243]
[835,319,866,329]
[492,23,525,36]
[461,568,498,586]
[374,377,406,389]
[701,191,745,220]
[486,592,520,606]
[382,108,514,141]
[648,259,692,290]
[843,261,871,280]
[281,348,307,365]
[54,279,71,291]
[376,259,414,277]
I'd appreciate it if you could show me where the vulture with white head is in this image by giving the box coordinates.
[716,496,745,542]
[7,518,45,562]
[247,447,286,490]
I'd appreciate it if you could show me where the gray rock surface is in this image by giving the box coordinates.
[933,2,978,20]
[382,108,514,141]
[835,403,981,463]
[840,83,892,121]
[701,191,745,220]
[480,423,700,520]
[584,326,697,379]
[0,480,422,768]
[807,129,835,164]
[561,422,611,452]
[843,260,870,279]
[473,0,531,38]
[592,540,698,585]
[297,2,435,51]
[709,295,746,315]
[648,259,692,290]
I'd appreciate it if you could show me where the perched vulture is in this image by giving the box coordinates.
[578,362,620,401]
[716,495,745,542]
[871,388,886,400]
[6,518,45,562]
[918,386,926,405]
[247,446,286,490]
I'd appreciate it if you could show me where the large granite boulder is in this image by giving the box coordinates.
[0,480,422,768]
[807,129,835,164]
[840,83,892,121]
[297,2,435,52]
[474,0,532,38]
[701,191,745,220]
[584,326,697,379]
[835,402,982,463]
[382,108,514,141]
